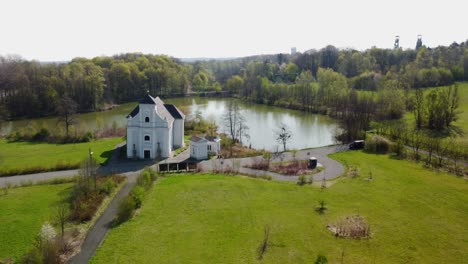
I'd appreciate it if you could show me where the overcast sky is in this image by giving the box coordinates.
[1,0,466,61]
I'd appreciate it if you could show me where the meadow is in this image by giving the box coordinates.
[0,137,123,176]
[91,151,468,264]
[0,183,73,262]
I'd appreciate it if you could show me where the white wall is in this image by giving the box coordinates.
[190,141,208,160]
[173,119,184,148]
[207,141,221,154]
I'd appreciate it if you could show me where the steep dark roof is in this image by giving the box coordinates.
[164,104,185,119]
[127,105,139,118]
[139,93,157,104]
[127,94,182,125]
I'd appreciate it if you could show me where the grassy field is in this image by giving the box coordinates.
[0,183,73,261]
[91,152,467,264]
[0,137,124,175]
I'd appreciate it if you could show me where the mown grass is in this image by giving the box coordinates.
[0,137,124,176]
[0,183,73,262]
[91,151,467,264]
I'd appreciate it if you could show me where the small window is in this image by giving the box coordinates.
[144,135,150,141]
[207,145,211,151]
[145,117,150,123]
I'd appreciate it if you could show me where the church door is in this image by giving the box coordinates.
[144,150,151,159]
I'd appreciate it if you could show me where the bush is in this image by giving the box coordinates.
[99,178,115,195]
[136,171,152,189]
[131,186,145,208]
[364,135,391,154]
[81,132,93,142]
[32,128,50,142]
[297,175,307,186]
[116,196,136,225]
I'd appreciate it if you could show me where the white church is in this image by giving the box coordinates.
[126,93,185,159]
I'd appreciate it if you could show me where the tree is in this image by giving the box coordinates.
[464,49,468,81]
[54,203,69,237]
[275,123,292,152]
[56,94,78,137]
[79,153,98,190]
[222,101,247,156]
[413,88,424,129]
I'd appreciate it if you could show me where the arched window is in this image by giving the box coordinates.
[144,135,150,141]
[145,117,150,123]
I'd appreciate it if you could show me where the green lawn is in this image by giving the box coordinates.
[91,152,468,264]
[0,183,73,261]
[0,137,124,175]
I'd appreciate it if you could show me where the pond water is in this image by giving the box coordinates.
[0,97,337,150]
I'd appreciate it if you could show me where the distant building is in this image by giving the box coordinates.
[291,47,297,55]
[126,94,185,159]
[189,135,221,160]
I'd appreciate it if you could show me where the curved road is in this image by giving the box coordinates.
[198,144,346,182]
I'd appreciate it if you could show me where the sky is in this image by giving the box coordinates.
[1,0,466,61]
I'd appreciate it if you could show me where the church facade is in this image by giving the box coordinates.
[126,94,185,159]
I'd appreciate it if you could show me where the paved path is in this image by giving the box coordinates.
[198,145,347,182]
[68,170,140,264]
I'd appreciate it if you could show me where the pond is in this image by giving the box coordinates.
[0,97,337,150]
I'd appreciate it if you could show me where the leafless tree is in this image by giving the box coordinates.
[275,123,292,152]
[56,94,78,137]
[222,101,249,155]
[55,203,69,237]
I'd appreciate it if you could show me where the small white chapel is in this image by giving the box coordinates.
[126,93,185,159]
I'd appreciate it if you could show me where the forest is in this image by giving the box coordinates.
[1,39,467,141]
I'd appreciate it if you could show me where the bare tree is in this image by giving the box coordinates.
[222,101,249,156]
[79,152,98,190]
[55,203,69,237]
[56,94,78,137]
[222,101,241,141]
[237,115,250,145]
[275,123,292,152]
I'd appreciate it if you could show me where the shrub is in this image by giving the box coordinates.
[297,175,307,186]
[99,178,115,195]
[81,132,93,142]
[137,171,152,189]
[347,166,359,178]
[131,186,145,208]
[364,135,391,154]
[32,128,50,142]
[116,196,136,225]
[314,254,328,264]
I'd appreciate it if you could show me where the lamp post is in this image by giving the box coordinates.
[89,148,95,189]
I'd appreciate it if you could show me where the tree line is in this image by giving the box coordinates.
[1,40,467,137]
[0,54,191,119]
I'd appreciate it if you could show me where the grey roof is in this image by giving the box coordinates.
[164,104,185,119]
[189,136,207,143]
[154,97,174,124]
[205,136,220,142]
